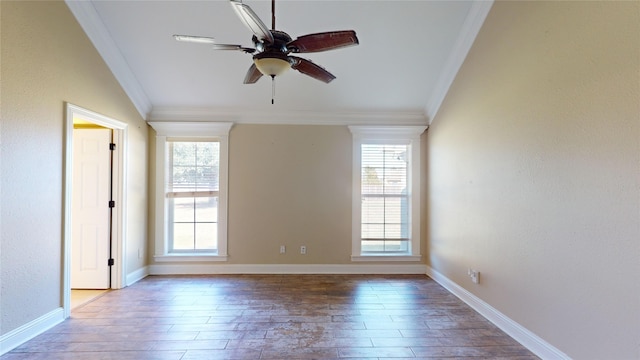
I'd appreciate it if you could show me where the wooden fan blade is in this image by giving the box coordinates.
[287,30,359,53]
[229,0,274,44]
[288,56,336,83]
[173,35,216,44]
[243,63,263,84]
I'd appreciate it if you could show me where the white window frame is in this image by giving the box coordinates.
[349,125,427,262]
[149,122,233,262]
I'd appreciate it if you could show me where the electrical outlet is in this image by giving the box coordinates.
[138,248,142,259]
[468,269,480,284]
[300,246,306,255]
[280,245,286,254]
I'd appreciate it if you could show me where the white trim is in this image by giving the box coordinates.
[111,126,127,291]
[351,135,362,255]
[153,135,166,259]
[425,266,571,360]
[348,125,428,138]
[64,103,128,319]
[154,255,229,262]
[64,0,152,119]
[0,308,64,355]
[149,263,428,275]
[351,255,422,262]
[424,0,494,123]
[126,266,149,286]
[149,108,428,126]
[147,121,234,137]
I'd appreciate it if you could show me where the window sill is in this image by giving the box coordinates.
[351,255,422,262]
[154,254,228,262]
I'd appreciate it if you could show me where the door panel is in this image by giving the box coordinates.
[71,128,111,289]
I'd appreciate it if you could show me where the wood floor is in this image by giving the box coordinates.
[2,275,538,359]
[70,289,109,310]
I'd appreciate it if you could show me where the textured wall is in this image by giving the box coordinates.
[1,0,148,335]
[427,1,639,358]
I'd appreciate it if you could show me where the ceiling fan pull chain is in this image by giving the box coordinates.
[271,75,275,104]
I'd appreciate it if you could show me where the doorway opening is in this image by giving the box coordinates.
[63,103,128,318]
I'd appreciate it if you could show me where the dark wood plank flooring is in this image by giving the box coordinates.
[2,275,538,359]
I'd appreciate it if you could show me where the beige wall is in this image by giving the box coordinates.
[149,124,428,265]
[427,1,639,359]
[1,0,148,335]
[228,125,352,263]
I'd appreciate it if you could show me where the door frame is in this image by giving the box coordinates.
[63,103,128,318]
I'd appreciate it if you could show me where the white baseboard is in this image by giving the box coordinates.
[126,265,149,286]
[0,308,65,356]
[149,263,428,275]
[425,266,570,360]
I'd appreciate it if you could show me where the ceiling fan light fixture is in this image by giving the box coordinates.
[254,57,290,77]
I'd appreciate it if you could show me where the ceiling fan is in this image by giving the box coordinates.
[173,0,359,89]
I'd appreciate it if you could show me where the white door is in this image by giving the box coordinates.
[71,128,112,289]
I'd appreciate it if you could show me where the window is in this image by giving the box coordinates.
[167,141,219,253]
[349,126,426,261]
[361,143,409,253]
[149,122,233,261]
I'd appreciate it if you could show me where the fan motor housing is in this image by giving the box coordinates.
[254,30,292,54]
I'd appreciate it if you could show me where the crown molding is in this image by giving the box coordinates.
[148,121,234,136]
[425,0,494,124]
[348,125,428,138]
[148,107,428,126]
[65,0,152,119]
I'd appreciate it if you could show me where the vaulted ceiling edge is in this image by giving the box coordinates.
[424,0,494,124]
[65,0,152,119]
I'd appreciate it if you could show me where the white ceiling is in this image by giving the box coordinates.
[66,0,492,124]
